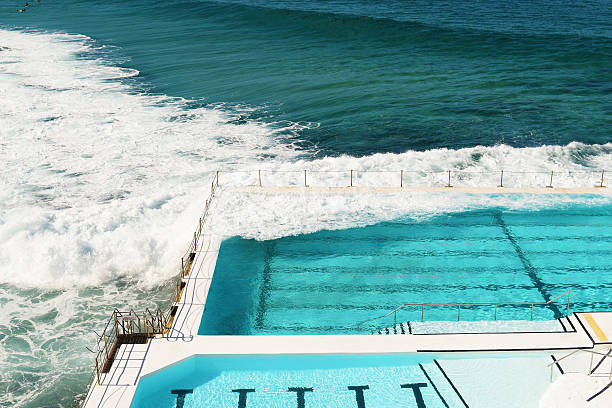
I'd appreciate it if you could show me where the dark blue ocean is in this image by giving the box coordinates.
[0,1,611,406]
[3,0,612,154]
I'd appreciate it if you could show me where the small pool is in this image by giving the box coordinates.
[199,203,612,335]
[129,353,553,408]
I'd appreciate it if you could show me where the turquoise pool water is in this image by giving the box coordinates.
[129,353,551,408]
[200,202,612,335]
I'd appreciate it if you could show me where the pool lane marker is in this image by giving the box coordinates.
[433,360,469,408]
[418,364,449,407]
[583,313,609,342]
[493,211,562,318]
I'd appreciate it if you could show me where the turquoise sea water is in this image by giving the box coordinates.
[1,0,612,406]
[200,202,612,335]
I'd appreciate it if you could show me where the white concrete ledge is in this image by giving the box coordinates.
[235,185,612,195]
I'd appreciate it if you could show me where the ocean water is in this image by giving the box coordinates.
[0,0,611,406]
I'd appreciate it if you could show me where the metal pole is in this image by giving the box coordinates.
[531,304,534,320]
[304,170,307,187]
[598,170,605,188]
[394,311,397,327]
[550,364,553,382]
[96,359,101,385]
[458,304,461,321]
[199,218,202,234]
[103,334,109,360]
[566,290,571,317]
[216,171,219,186]
[350,170,353,187]
[547,171,553,188]
[494,304,497,320]
[194,232,197,251]
[400,170,403,187]
[258,170,262,187]
[498,170,504,188]
[421,304,424,322]
[446,170,452,188]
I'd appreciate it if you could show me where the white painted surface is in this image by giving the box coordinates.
[540,374,611,408]
[237,185,612,195]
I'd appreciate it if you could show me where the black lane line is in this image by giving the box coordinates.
[565,314,577,333]
[255,241,274,329]
[433,360,469,408]
[590,349,612,374]
[558,318,567,332]
[587,380,612,402]
[550,355,564,374]
[493,211,562,318]
[418,363,449,407]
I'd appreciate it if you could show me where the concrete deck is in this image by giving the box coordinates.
[236,185,612,195]
[82,228,609,408]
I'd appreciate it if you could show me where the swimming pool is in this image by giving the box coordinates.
[199,202,612,335]
[129,353,553,408]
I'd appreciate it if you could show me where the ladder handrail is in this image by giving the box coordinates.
[358,288,582,326]
[546,348,612,368]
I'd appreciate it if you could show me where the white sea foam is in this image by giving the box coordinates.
[1,29,611,288]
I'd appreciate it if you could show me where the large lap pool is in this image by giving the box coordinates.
[200,202,612,335]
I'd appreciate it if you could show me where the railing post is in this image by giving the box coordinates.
[421,304,424,322]
[550,364,553,382]
[394,310,397,327]
[103,333,109,360]
[458,304,461,321]
[566,290,572,317]
[181,257,184,276]
[531,304,534,320]
[494,304,497,320]
[547,171,553,188]
[498,170,503,188]
[199,218,202,234]
[350,170,353,187]
[304,170,307,187]
[194,231,197,251]
[597,169,605,188]
[400,170,403,188]
[258,170,262,187]
[96,359,101,385]
[446,170,452,188]
[216,171,219,186]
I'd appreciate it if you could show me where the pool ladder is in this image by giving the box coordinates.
[360,288,582,328]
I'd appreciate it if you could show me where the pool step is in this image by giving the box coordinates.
[374,321,412,335]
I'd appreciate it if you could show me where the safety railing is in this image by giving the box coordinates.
[216,169,608,189]
[91,309,167,385]
[359,289,582,328]
[87,174,219,392]
[174,174,218,306]
[548,347,612,401]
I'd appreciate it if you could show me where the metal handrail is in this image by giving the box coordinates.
[217,168,608,189]
[359,289,582,327]
[86,174,219,393]
[548,347,612,389]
